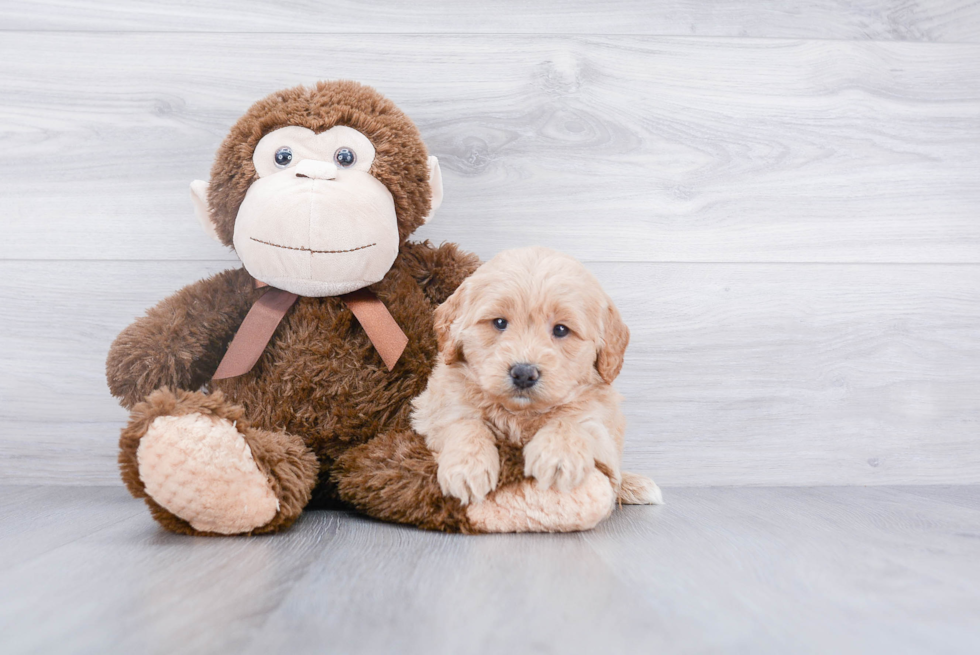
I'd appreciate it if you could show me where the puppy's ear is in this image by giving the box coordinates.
[433,282,467,366]
[596,300,630,384]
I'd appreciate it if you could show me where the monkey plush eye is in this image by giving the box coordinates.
[334,147,356,167]
[274,147,293,168]
[492,318,508,331]
[553,324,570,338]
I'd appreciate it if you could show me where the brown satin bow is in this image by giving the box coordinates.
[212,282,408,380]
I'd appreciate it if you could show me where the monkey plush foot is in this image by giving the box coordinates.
[120,388,318,536]
[138,413,280,534]
[467,469,617,533]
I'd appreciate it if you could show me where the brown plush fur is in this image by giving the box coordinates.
[107,267,259,410]
[333,431,473,533]
[107,81,499,535]
[206,242,477,466]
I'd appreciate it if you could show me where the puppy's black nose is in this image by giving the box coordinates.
[509,363,540,390]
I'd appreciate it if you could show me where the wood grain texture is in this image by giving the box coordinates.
[1,34,979,263]
[3,260,977,486]
[1,485,978,654]
[1,0,979,41]
[0,485,143,573]
[0,486,342,654]
[1,6,978,492]
[583,486,980,654]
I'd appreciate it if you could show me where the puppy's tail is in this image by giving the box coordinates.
[619,471,664,505]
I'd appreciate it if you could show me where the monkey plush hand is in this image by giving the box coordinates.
[107,81,622,536]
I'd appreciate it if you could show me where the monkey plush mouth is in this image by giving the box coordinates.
[249,237,376,254]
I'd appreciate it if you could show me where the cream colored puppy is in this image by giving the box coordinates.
[412,247,661,531]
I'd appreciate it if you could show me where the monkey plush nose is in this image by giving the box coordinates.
[295,159,338,180]
[509,363,540,390]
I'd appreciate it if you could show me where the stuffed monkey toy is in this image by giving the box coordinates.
[107,81,627,535]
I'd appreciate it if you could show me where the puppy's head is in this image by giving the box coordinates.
[434,247,629,411]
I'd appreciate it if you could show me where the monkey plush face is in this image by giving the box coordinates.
[190,81,443,297]
[233,125,400,295]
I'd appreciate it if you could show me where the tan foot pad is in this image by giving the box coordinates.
[466,469,616,533]
[137,413,280,534]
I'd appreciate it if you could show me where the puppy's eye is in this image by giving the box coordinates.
[274,147,293,168]
[492,318,508,331]
[553,324,570,338]
[334,147,356,167]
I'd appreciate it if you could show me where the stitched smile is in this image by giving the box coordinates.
[250,237,376,254]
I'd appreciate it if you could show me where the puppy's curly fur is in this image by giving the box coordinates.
[411,247,662,532]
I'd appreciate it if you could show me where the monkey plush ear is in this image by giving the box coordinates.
[190,180,223,243]
[422,156,443,224]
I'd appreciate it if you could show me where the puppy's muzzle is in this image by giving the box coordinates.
[509,363,540,390]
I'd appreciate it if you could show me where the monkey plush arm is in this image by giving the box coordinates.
[401,240,481,306]
[106,267,257,409]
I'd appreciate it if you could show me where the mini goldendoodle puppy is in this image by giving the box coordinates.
[411,246,662,531]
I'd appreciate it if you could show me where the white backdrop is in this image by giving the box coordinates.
[1,1,978,486]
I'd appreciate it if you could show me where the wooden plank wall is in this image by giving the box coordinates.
[1,2,978,485]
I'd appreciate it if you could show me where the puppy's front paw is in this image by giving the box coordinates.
[524,427,594,492]
[437,440,500,505]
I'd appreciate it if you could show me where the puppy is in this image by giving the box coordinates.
[412,247,662,520]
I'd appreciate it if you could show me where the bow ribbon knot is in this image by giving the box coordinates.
[212,283,408,380]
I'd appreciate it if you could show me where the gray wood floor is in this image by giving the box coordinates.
[1,485,978,655]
